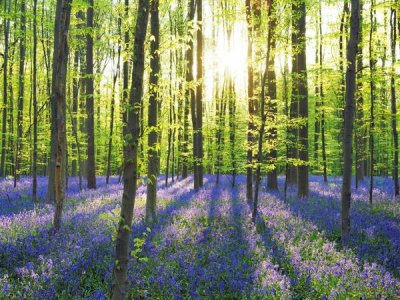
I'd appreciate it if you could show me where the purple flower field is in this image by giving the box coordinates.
[1,175,400,299]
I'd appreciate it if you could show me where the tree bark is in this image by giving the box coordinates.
[1,0,11,177]
[111,0,149,298]
[86,0,96,189]
[266,0,278,190]
[146,0,160,224]
[189,0,203,190]
[293,0,309,197]
[32,0,38,201]
[52,0,72,231]
[368,1,376,206]
[183,0,196,180]
[339,0,349,176]
[14,0,26,187]
[342,0,359,242]
[390,8,399,196]
[253,0,274,222]
[318,4,328,183]
[355,2,364,187]
[106,17,122,184]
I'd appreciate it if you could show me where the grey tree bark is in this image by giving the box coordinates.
[14,0,26,187]
[390,9,399,196]
[293,0,309,197]
[52,0,72,231]
[266,0,278,190]
[1,0,11,177]
[368,1,376,206]
[106,15,122,185]
[146,0,160,224]
[110,0,149,298]
[252,0,275,222]
[32,0,38,201]
[355,2,364,188]
[342,0,360,242]
[183,0,196,180]
[86,0,96,189]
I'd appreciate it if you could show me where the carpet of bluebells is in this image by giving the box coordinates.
[0,175,400,299]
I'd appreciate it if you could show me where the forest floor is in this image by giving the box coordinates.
[0,175,400,299]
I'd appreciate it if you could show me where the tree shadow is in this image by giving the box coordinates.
[0,176,199,299]
[280,177,400,278]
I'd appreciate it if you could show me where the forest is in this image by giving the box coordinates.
[1,0,400,298]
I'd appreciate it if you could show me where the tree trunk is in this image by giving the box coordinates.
[190,0,203,190]
[183,0,196,180]
[166,11,174,187]
[390,9,399,196]
[32,0,38,201]
[318,4,328,183]
[67,104,83,191]
[314,26,320,173]
[111,0,149,298]
[106,17,122,184]
[52,0,72,231]
[245,0,255,202]
[368,1,376,206]
[121,0,129,172]
[228,78,237,188]
[266,2,278,190]
[339,0,349,176]
[182,0,197,180]
[71,11,84,178]
[86,0,96,189]
[355,2,364,187]
[253,0,274,222]
[146,0,160,224]
[14,0,26,187]
[1,0,11,177]
[293,0,309,197]
[342,0,359,242]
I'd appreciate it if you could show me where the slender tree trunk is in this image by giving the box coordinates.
[121,0,129,171]
[71,11,84,178]
[342,0,359,242]
[166,10,174,187]
[216,84,227,185]
[339,0,349,176]
[293,0,309,197]
[32,0,38,201]
[190,0,203,190]
[245,0,254,201]
[111,1,149,298]
[266,3,278,190]
[289,2,301,185]
[146,0,160,224]
[253,0,274,222]
[318,4,328,183]
[182,0,197,179]
[1,0,11,177]
[314,23,320,173]
[106,19,122,184]
[355,2,364,187]
[7,44,15,178]
[86,0,96,189]
[14,0,26,187]
[390,9,399,196]
[52,0,72,231]
[183,0,196,180]
[67,104,82,191]
[283,52,289,201]
[71,44,79,178]
[228,78,237,188]
[368,2,376,206]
